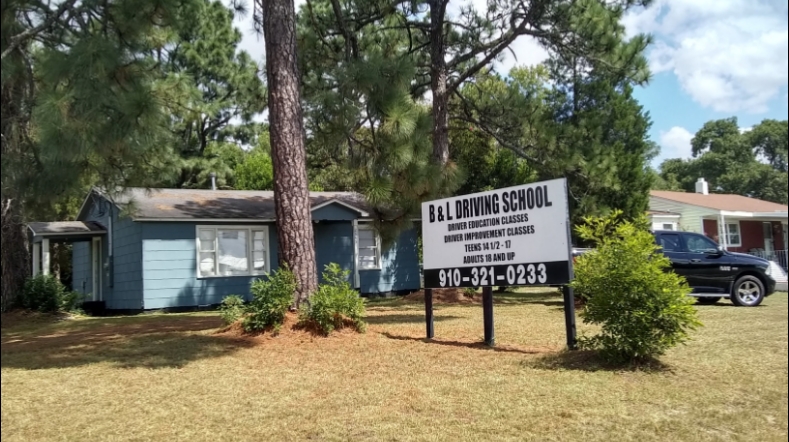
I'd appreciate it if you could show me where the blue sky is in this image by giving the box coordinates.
[236,0,789,169]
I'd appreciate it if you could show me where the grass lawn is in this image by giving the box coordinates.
[2,291,787,442]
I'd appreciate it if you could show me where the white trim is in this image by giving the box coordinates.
[195,225,271,279]
[722,220,742,248]
[721,210,788,219]
[32,243,41,277]
[42,238,51,276]
[352,220,360,288]
[310,199,369,217]
[354,222,382,271]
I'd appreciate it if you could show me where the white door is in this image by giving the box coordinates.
[91,238,102,301]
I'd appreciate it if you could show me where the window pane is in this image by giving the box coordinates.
[252,250,266,272]
[199,229,215,251]
[252,239,266,252]
[662,223,674,231]
[218,230,248,275]
[253,230,267,242]
[685,234,717,253]
[359,255,378,269]
[198,252,216,276]
[728,224,739,234]
[658,234,681,251]
[359,229,376,249]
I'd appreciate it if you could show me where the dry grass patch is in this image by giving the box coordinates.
[2,292,787,442]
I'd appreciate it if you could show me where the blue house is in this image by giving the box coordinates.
[26,188,421,311]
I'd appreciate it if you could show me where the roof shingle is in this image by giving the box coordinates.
[650,190,789,213]
[105,188,371,221]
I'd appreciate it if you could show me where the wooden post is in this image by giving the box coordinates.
[425,288,434,339]
[41,238,50,276]
[32,242,41,277]
[483,286,494,347]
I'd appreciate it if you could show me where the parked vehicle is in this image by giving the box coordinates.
[572,230,778,307]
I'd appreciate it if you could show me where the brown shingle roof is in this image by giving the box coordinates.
[103,188,371,221]
[650,190,789,213]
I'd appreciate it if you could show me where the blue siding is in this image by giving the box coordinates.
[312,204,360,221]
[110,209,143,310]
[359,228,421,294]
[77,194,144,310]
[72,241,91,295]
[141,222,279,309]
[314,222,355,283]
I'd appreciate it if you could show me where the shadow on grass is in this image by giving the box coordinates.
[524,350,674,373]
[1,315,253,370]
[370,291,567,309]
[381,332,551,355]
[366,314,462,325]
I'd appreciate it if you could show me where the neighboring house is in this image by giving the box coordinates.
[648,178,788,289]
[27,188,421,311]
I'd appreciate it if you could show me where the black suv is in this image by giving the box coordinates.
[652,230,776,307]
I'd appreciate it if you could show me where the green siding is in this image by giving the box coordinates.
[141,222,279,309]
[359,228,421,294]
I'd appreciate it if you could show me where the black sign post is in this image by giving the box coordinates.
[482,286,494,347]
[425,288,434,340]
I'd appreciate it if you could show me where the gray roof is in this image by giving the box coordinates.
[28,221,106,237]
[105,188,371,221]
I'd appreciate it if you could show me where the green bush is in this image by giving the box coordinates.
[219,295,246,325]
[571,211,702,363]
[243,267,297,333]
[300,263,366,336]
[19,275,82,313]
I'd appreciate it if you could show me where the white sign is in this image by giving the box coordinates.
[420,178,571,288]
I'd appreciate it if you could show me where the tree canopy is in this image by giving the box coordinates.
[656,118,788,205]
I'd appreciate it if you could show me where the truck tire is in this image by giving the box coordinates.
[731,275,765,307]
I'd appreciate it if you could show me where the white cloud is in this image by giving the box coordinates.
[659,126,694,160]
[624,0,789,114]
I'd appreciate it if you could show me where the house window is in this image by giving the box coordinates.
[725,222,741,247]
[662,223,675,231]
[196,226,269,278]
[356,224,381,270]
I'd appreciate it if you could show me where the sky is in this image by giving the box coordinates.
[234,0,789,168]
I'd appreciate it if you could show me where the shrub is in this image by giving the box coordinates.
[571,211,702,363]
[243,267,297,333]
[219,295,246,325]
[19,275,82,313]
[300,263,366,336]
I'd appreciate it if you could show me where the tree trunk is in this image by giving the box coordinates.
[1,197,29,312]
[430,0,450,166]
[261,0,318,306]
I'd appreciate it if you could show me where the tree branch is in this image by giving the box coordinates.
[2,0,80,61]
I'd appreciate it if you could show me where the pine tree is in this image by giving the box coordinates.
[256,0,319,305]
[1,0,202,309]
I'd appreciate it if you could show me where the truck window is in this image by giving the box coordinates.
[684,233,718,253]
[658,233,682,252]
